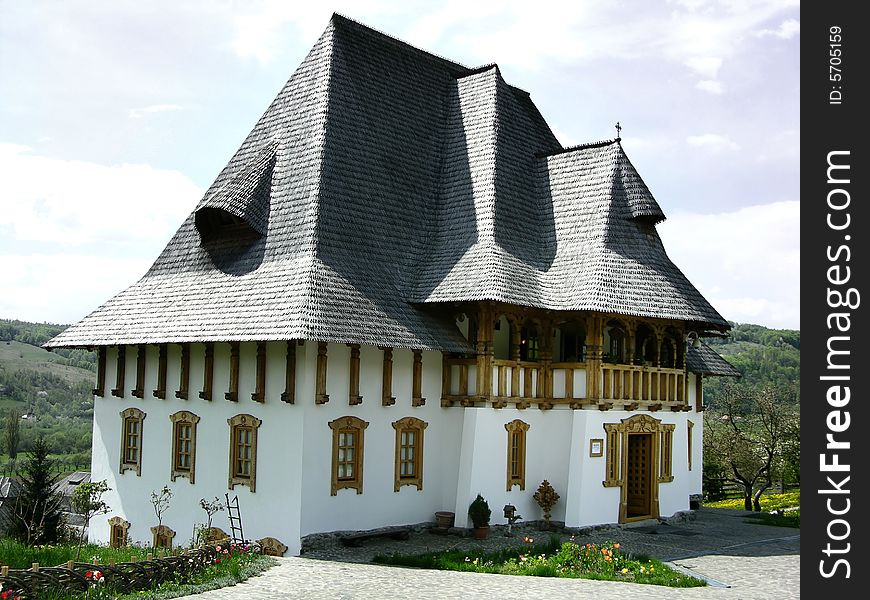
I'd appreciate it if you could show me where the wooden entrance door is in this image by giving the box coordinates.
[626,433,652,518]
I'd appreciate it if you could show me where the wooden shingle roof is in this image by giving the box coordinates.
[47,14,728,351]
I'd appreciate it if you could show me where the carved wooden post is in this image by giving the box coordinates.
[382,347,396,406]
[349,344,362,405]
[510,318,521,400]
[475,304,493,403]
[252,342,266,402]
[176,343,190,400]
[315,342,329,404]
[225,342,239,401]
[412,349,425,406]
[281,341,296,403]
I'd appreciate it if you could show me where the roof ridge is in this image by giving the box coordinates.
[536,138,620,158]
[330,13,470,73]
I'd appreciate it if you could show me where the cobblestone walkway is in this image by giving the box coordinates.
[179,509,799,599]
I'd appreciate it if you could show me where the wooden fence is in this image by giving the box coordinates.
[0,543,230,599]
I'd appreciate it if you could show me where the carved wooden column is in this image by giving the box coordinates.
[585,316,604,402]
[348,344,362,405]
[475,304,493,404]
[538,319,553,409]
[510,318,521,402]
[315,342,329,404]
[252,342,266,403]
[381,347,396,406]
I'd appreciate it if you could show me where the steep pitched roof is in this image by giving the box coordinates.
[47,14,727,351]
[686,340,742,377]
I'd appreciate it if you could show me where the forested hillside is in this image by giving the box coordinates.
[0,319,95,470]
[703,322,800,405]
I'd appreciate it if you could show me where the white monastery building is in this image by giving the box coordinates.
[48,14,739,556]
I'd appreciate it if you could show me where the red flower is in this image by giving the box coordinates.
[2,590,10,599]
[215,558,221,564]
[85,571,93,579]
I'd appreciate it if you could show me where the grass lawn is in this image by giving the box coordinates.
[374,536,705,588]
[705,490,800,528]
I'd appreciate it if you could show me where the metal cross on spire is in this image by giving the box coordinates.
[615,121,622,140]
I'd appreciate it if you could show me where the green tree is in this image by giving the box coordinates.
[9,436,64,544]
[704,384,797,511]
[4,408,20,459]
[71,479,111,559]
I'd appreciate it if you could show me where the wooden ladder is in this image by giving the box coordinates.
[225,493,245,544]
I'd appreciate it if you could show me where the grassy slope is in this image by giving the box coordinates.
[0,340,95,385]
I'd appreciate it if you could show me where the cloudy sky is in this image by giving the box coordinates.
[0,0,799,330]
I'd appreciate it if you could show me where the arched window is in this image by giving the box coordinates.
[519,321,540,362]
[228,414,262,492]
[392,417,428,491]
[119,408,145,476]
[505,419,530,490]
[555,321,586,363]
[635,324,657,365]
[170,410,200,484]
[329,416,369,495]
[605,320,626,363]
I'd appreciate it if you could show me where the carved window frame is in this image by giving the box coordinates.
[687,420,694,471]
[108,516,130,548]
[328,415,369,495]
[119,407,145,476]
[505,419,530,491]
[392,416,427,491]
[228,414,262,492]
[659,423,675,482]
[170,410,200,484]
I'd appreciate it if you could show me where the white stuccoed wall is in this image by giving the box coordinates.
[89,342,705,555]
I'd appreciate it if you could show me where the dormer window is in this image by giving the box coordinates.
[195,208,260,243]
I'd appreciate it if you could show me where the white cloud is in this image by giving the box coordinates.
[0,254,152,324]
[684,56,723,78]
[686,133,740,152]
[757,18,799,39]
[128,104,184,119]
[0,143,201,247]
[658,200,800,329]
[695,79,725,94]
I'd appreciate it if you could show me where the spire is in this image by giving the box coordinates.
[615,121,622,142]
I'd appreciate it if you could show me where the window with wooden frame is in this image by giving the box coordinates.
[328,416,369,495]
[228,414,262,492]
[659,424,675,482]
[687,420,694,471]
[119,408,145,476]
[111,345,126,397]
[505,419,530,491]
[392,417,427,491]
[108,516,130,548]
[170,410,200,483]
[151,525,176,549]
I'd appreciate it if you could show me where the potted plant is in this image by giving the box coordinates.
[468,494,491,539]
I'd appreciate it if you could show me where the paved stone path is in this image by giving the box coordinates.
[179,509,799,599]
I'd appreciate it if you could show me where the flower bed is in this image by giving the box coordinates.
[0,542,275,600]
[374,536,705,588]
